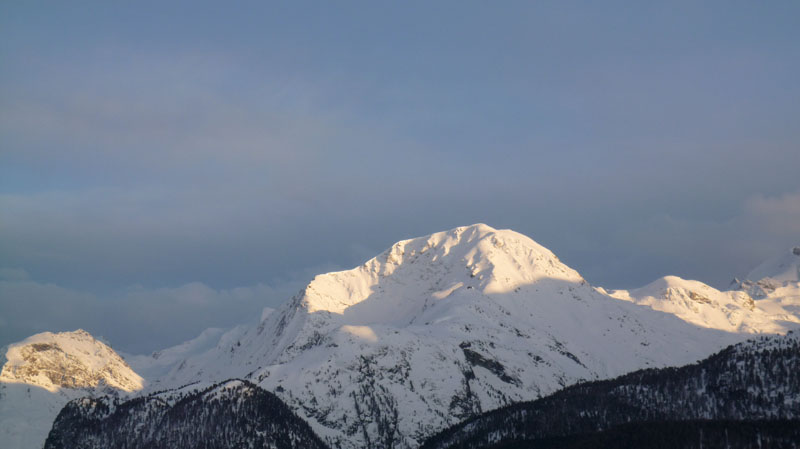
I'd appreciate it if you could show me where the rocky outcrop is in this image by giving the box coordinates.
[0,330,143,392]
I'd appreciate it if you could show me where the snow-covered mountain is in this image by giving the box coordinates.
[606,275,799,334]
[420,331,800,449]
[0,330,143,449]
[143,224,800,449]
[747,246,800,283]
[50,332,800,449]
[4,225,799,449]
[0,329,143,392]
[730,246,800,305]
[604,245,800,334]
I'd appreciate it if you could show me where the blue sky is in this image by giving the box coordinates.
[2,2,799,353]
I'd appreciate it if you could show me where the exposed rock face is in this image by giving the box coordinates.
[0,330,144,449]
[735,278,780,299]
[421,332,800,449]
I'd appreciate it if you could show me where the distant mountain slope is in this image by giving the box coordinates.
[122,326,236,380]
[730,247,800,307]
[147,224,798,449]
[420,332,800,449]
[607,273,799,333]
[0,329,143,392]
[0,330,144,449]
[747,246,800,283]
[44,379,329,449]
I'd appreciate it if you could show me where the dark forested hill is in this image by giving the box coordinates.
[41,332,800,449]
[44,379,329,449]
[421,332,800,449]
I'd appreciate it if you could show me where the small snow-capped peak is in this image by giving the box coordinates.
[0,329,144,392]
[745,246,800,283]
[609,271,800,334]
[298,223,584,315]
[610,276,717,308]
[622,276,719,301]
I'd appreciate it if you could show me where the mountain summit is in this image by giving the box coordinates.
[151,224,791,449]
[0,329,143,392]
[0,330,144,449]
[5,225,799,449]
[290,223,585,339]
[300,223,584,318]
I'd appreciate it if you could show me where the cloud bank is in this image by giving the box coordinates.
[0,279,298,354]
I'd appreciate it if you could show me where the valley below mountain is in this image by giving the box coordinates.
[420,331,800,449]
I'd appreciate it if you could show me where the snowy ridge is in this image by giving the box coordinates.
[747,246,800,283]
[5,225,800,449]
[729,246,800,301]
[148,224,799,449]
[122,327,231,381]
[608,275,800,334]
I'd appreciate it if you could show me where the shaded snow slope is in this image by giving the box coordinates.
[747,246,800,283]
[0,330,144,449]
[150,224,798,449]
[123,327,229,381]
[0,383,76,449]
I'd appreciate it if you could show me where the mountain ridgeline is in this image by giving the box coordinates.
[420,332,800,449]
[42,332,800,449]
[144,225,799,449]
[44,380,329,449]
[5,224,800,449]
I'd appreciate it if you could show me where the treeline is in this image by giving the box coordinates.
[44,379,330,449]
[421,332,800,449]
[493,420,800,449]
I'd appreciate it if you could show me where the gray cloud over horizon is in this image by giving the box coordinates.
[0,278,295,354]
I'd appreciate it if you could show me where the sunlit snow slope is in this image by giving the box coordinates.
[150,224,799,449]
[0,330,143,449]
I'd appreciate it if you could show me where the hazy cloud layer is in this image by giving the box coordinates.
[0,279,301,354]
[1,2,799,352]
